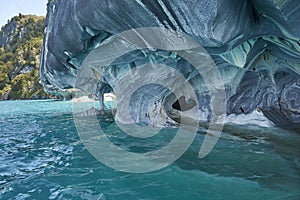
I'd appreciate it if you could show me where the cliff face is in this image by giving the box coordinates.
[0,14,49,100]
[40,0,300,128]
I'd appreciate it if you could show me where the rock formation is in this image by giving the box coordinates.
[40,0,300,128]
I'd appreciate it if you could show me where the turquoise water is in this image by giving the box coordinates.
[0,100,299,199]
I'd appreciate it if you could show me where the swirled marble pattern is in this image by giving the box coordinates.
[40,0,300,127]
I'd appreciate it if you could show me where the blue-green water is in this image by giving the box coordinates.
[0,100,299,200]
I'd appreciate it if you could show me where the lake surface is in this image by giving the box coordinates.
[0,100,299,199]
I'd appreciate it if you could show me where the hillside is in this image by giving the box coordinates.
[0,14,50,100]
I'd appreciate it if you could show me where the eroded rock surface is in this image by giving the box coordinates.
[40,0,300,127]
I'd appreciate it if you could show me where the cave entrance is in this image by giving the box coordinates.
[103,92,117,109]
[171,96,197,112]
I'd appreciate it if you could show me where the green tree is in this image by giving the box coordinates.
[0,15,51,100]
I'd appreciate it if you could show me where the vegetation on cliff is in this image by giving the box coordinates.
[0,14,50,100]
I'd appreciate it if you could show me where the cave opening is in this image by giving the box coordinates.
[171,96,197,112]
[172,98,182,111]
[103,92,117,109]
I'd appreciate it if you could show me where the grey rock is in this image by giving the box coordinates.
[40,0,300,127]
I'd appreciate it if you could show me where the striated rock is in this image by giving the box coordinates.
[40,0,300,128]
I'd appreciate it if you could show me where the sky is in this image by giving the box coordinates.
[0,0,48,27]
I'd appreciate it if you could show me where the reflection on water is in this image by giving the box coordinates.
[0,100,299,199]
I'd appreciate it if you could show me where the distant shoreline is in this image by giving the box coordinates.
[0,98,58,102]
[71,96,97,102]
